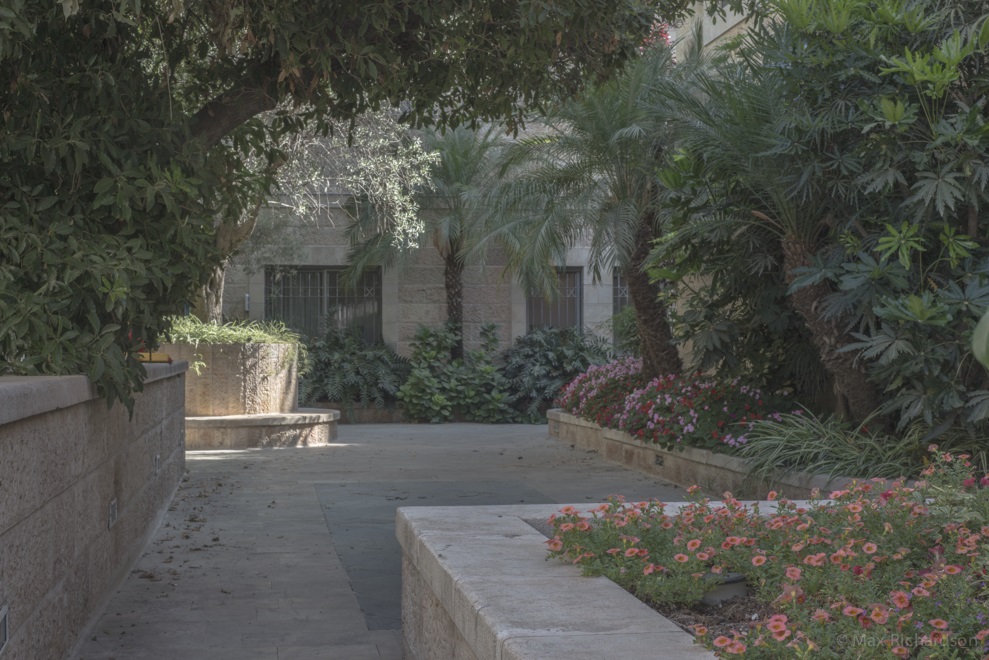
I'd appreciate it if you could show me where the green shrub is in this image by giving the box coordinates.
[166,316,302,345]
[299,328,409,421]
[398,323,518,423]
[500,327,613,423]
[607,306,641,356]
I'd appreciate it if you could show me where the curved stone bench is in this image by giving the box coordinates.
[185,407,339,449]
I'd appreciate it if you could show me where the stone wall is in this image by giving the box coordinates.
[0,363,187,660]
[161,342,298,416]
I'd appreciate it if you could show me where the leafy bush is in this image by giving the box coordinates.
[607,306,641,356]
[500,327,613,423]
[166,316,303,345]
[398,323,517,423]
[616,376,797,453]
[299,327,409,421]
[556,357,650,428]
[547,450,989,656]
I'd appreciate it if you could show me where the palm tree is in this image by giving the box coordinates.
[657,26,885,423]
[479,46,688,380]
[346,125,503,359]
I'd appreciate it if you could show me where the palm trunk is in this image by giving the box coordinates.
[782,237,883,424]
[626,219,682,380]
[444,252,465,361]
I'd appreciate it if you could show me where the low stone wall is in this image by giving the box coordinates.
[0,363,187,660]
[161,342,297,416]
[185,408,339,449]
[548,409,857,499]
[397,503,716,660]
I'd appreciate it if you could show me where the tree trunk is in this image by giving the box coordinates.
[782,237,884,424]
[444,252,465,361]
[625,219,682,381]
[194,263,226,323]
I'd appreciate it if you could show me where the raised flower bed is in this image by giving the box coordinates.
[548,408,856,499]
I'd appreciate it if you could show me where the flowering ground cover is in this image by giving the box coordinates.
[546,449,989,658]
[557,359,797,453]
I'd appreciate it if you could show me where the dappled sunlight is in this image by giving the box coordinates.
[186,445,360,461]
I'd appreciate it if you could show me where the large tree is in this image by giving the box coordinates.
[2,0,744,407]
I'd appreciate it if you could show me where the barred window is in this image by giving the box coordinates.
[613,269,631,315]
[527,268,583,332]
[265,267,382,343]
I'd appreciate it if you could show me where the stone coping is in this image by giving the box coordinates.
[0,361,188,426]
[397,502,729,660]
[185,407,340,427]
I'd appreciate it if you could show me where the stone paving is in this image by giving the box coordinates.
[70,423,684,660]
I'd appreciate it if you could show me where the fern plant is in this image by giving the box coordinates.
[500,327,613,423]
[299,327,409,422]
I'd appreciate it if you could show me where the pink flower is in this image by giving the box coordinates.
[890,591,911,608]
[862,542,878,554]
[686,539,702,551]
[929,619,949,630]
[767,491,778,501]
[785,566,802,581]
[546,538,563,552]
[674,553,689,563]
[843,606,864,617]
[752,555,767,566]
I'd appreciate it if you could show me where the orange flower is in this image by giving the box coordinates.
[687,539,702,551]
[674,553,689,563]
[696,552,710,561]
[693,625,708,636]
[890,591,911,609]
[766,621,787,633]
[752,555,768,566]
[726,640,747,654]
[767,491,778,501]
[713,636,732,648]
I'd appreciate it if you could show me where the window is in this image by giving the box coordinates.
[613,269,631,315]
[527,268,583,332]
[265,267,382,343]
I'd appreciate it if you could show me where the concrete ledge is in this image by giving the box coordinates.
[184,408,339,449]
[548,409,858,498]
[397,503,716,660]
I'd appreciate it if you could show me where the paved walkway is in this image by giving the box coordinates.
[71,424,684,660]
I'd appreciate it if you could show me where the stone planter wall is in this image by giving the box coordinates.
[548,409,859,499]
[161,342,338,450]
[398,503,717,660]
[0,362,187,660]
[161,342,298,416]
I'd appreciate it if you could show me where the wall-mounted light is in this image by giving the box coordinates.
[244,293,250,314]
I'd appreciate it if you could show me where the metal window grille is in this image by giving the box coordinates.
[527,268,583,332]
[264,267,382,343]
[613,269,631,315]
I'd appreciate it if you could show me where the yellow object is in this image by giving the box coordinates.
[137,352,172,363]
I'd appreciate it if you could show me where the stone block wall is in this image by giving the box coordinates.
[0,362,187,660]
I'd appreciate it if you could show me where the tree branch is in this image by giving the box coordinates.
[189,64,280,148]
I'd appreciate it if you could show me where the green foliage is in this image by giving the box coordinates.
[3,0,710,410]
[299,328,410,422]
[608,306,642,357]
[656,0,989,433]
[166,316,302,346]
[499,327,613,423]
[397,324,518,423]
